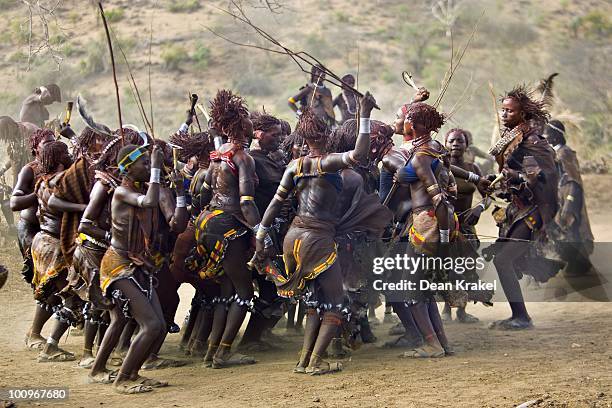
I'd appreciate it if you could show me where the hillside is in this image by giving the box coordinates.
[0,0,610,159]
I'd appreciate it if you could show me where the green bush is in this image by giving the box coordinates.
[79,40,107,75]
[192,42,211,69]
[167,0,200,13]
[105,8,125,23]
[161,44,190,71]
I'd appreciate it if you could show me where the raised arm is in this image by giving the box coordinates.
[320,92,377,173]
[159,171,188,233]
[10,166,36,210]
[116,146,163,208]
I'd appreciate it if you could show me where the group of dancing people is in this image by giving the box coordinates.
[6,65,593,394]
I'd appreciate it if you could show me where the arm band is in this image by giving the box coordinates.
[288,97,297,104]
[240,195,255,203]
[273,193,285,202]
[467,171,480,184]
[178,123,189,134]
[426,183,441,194]
[137,195,146,208]
[202,182,211,190]
[255,224,270,240]
[278,185,288,194]
[176,196,186,208]
[566,195,575,202]
[439,229,450,243]
[150,168,161,184]
[80,216,94,224]
[359,118,371,134]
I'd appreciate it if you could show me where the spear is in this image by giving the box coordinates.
[98,2,124,142]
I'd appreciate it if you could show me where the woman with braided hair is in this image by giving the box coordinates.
[10,129,55,350]
[385,100,457,359]
[254,91,379,375]
[167,128,217,357]
[31,140,82,362]
[487,85,559,330]
[189,89,260,368]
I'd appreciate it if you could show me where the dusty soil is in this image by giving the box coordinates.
[0,176,611,408]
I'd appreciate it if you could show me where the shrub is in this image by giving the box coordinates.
[192,42,211,69]
[161,44,190,71]
[167,0,200,13]
[105,8,125,23]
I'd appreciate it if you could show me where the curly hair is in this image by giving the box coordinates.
[169,131,214,164]
[29,129,54,157]
[403,102,445,134]
[73,127,112,160]
[444,128,470,146]
[251,112,281,133]
[502,85,550,127]
[40,141,72,175]
[209,89,250,140]
[296,107,329,145]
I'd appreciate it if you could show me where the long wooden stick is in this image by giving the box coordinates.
[98,2,123,142]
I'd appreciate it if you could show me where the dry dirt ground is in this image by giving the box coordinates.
[1,176,611,408]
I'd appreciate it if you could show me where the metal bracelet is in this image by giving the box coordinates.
[359,117,371,134]
[150,168,161,184]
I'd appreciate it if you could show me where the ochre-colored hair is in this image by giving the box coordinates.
[29,128,54,156]
[251,112,281,133]
[403,102,445,134]
[40,141,71,174]
[169,131,214,163]
[209,89,250,140]
[296,107,329,145]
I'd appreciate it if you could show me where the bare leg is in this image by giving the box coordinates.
[213,236,255,366]
[492,222,533,329]
[27,304,53,345]
[90,305,127,380]
[112,279,165,388]
[203,279,231,366]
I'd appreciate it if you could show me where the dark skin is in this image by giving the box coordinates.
[199,116,261,365]
[36,158,72,358]
[82,166,126,381]
[441,131,482,323]
[391,104,454,356]
[289,70,335,125]
[333,76,358,125]
[256,92,377,371]
[488,97,534,328]
[11,135,55,345]
[109,146,170,390]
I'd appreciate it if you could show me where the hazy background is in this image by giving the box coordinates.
[0,0,609,161]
